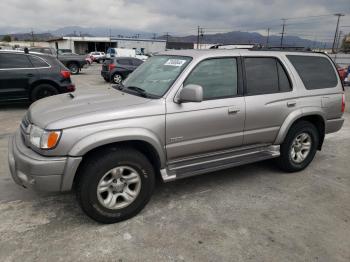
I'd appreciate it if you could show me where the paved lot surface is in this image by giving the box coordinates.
[0,64,350,262]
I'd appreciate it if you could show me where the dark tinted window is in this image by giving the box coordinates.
[0,53,32,69]
[132,59,143,66]
[287,55,337,89]
[244,57,291,95]
[29,55,49,67]
[245,58,279,95]
[277,61,292,92]
[117,59,131,65]
[184,58,238,100]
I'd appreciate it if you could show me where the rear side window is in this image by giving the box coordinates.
[244,57,292,95]
[184,58,238,100]
[287,55,337,89]
[132,59,143,66]
[0,53,32,69]
[29,55,49,67]
[117,59,131,65]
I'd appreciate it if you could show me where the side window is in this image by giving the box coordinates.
[117,59,131,65]
[277,61,292,92]
[184,58,238,100]
[245,58,279,95]
[244,57,291,95]
[0,53,32,69]
[132,59,143,66]
[287,55,337,89]
[29,56,49,67]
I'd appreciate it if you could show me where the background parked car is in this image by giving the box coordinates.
[336,64,347,83]
[0,50,75,102]
[101,57,143,84]
[29,47,87,74]
[89,52,106,63]
[106,48,148,61]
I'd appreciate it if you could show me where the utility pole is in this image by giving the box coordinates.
[31,29,35,46]
[280,19,287,48]
[152,33,156,40]
[199,28,204,49]
[266,28,270,47]
[165,32,170,42]
[332,13,345,53]
[197,26,200,49]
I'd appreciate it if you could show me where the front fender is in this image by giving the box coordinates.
[274,107,326,145]
[68,127,166,167]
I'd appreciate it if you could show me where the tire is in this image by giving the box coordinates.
[67,63,79,74]
[76,147,155,224]
[30,84,58,102]
[111,73,123,84]
[276,121,319,172]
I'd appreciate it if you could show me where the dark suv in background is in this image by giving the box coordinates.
[0,50,75,103]
[101,57,143,84]
[29,47,87,74]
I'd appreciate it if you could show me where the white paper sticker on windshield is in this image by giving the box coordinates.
[164,59,186,67]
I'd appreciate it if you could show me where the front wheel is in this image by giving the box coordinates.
[76,147,155,223]
[276,121,319,172]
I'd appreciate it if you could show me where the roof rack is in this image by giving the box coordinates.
[249,46,313,52]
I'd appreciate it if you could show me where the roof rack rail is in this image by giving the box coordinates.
[249,46,313,52]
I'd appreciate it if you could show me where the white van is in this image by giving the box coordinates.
[106,48,148,61]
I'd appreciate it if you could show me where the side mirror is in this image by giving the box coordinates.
[178,84,203,103]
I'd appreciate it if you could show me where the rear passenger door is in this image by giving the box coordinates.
[0,53,39,101]
[243,56,294,145]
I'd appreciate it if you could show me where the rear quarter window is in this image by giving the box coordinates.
[287,55,338,90]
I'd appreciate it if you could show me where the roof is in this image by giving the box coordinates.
[159,48,327,60]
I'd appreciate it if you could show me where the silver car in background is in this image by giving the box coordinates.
[8,49,345,223]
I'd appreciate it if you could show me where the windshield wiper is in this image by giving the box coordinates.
[124,86,149,98]
[111,83,124,90]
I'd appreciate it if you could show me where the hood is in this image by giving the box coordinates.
[28,88,153,129]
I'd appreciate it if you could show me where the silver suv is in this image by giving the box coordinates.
[8,49,345,223]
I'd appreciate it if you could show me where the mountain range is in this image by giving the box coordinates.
[0,26,331,48]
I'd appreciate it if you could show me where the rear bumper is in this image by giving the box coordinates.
[8,130,81,192]
[325,118,345,134]
[101,70,110,79]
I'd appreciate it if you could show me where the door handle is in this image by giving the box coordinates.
[287,101,296,107]
[228,107,240,114]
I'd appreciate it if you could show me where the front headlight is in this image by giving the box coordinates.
[29,125,62,149]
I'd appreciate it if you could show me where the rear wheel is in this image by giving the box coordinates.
[111,73,123,84]
[276,121,319,172]
[30,84,58,102]
[76,147,155,224]
[67,63,79,74]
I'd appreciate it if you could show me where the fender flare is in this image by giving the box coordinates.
[274,107,326,145]
[68,128,166,167]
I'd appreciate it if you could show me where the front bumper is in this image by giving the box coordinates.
[8,130,81,192]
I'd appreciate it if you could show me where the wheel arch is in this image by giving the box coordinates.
[274,108,326,150]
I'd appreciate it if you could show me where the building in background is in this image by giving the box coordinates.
[47,36,166,55]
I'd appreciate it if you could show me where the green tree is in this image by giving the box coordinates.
[1,35,11,42]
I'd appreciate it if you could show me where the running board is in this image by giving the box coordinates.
[160,145,280,182]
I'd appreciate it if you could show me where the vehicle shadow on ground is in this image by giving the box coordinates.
[35,159,282,226]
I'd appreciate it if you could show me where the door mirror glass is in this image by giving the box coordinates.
[178,84,203,103]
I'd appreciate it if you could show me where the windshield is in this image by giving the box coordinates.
[123,55,192,97]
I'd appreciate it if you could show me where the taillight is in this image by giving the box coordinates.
[60,70,71,79]
[341,94,345,113]
[108,64,115,71]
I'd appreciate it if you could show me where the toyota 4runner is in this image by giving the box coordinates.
[8,49,345,223]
